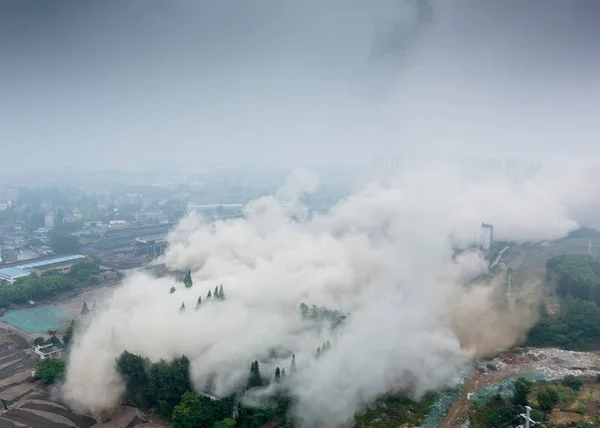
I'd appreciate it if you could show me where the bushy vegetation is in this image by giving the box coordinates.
[0,262,100,308]
[299,302,347,328]
[547,254,600,304]
[116,351,291,428]
[35,358,66,384]
[353,394,436,427]
[470,374,599,428]
[527,297,600,350]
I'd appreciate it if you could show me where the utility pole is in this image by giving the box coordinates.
[519,405,537,428]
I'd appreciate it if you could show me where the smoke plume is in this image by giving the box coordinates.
[61,159,600,427]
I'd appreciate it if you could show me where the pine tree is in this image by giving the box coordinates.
[274,367,281,382]
[196,296,202,310]
[290,354,296,374]
[218,284,225,300]
[214,285,219,299]
[81,301,90,315]
[316,346,321,358]
[183,270,193,289]
[281,368,286,378]
[170,286,176,294]
[180,302,186,313]
[246,360,263,389]
[207,290,212,299]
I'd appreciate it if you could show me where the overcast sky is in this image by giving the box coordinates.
[1,0,600,172]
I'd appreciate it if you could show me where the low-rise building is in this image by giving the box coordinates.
[34,343,63,359]
[0,267,32,284]
[1,254,87,278]
[15,254,87,276]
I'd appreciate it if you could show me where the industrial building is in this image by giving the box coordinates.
[0,255,87,284]
[95,223,175,252]
[133,234,169,256]
[0,267,32,284]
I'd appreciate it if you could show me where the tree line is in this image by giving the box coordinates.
[527,296,600,350]
[173,271,226,312]
[546,254,600,304]
[116,351,297,428]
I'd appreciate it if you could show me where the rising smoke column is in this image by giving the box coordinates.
[60,161,599,427]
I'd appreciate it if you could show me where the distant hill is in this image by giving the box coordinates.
[566,227,600,240]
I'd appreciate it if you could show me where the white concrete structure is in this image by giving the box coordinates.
[480,223,494,251]
[44,211,55,229]
[34,344,63,360]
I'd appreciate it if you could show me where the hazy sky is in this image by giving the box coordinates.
[2,0,600,172]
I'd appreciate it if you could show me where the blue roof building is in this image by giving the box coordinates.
[0,267,32,284]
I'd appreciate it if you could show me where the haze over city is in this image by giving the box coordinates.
[1,2,600,428]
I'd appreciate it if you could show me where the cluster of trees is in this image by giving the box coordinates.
[35,358,66,384]
[547,254,600,304]
[299,303,347,328]
[0,262,101,308]
[527,297,600,350]
[115,350,296,428]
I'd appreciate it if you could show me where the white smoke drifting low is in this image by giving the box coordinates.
[62,160,600,427]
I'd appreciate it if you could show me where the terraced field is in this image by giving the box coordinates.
[0,332,96,428]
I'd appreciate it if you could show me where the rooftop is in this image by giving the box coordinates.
[13,254,85,270]
[36,344,63,355]
[0,267,32,279]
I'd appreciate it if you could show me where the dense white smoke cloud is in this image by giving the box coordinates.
[61,160,600,427]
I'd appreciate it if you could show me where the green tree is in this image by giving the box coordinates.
[170,286,176,294]
[171,392,234,428]
[81,301,90,315]
[47,335,61,346]
[213,418,236,428]
[218,284,225,300]
[196,296,202,310]
[562,375,583,390]
[183,270,193,289]
[35,358,66,384]
[214,285,219,299]
[180,302,186,313]
[513,377,532,406]
[247,360,263,389]
[207,290,212,299]
[537,385,559,413]
[146,355,191,416]
[32,337,45,346]
[116,351,150,405]
[290,355,296,374]
[274,367,281,382]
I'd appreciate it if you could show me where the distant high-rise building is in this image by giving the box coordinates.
[45,211,55,229]
[480,223,494,251]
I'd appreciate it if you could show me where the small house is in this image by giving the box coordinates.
[34,344,63,360]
